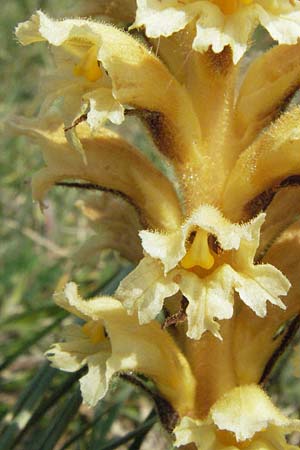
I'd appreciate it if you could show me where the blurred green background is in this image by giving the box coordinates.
[0,1,299,449]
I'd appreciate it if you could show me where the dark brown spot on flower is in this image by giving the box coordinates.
[163,296,188,329]
[126,108,181,162]
[208,234,223,255]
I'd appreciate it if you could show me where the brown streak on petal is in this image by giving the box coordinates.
[206,45,233,76]
[126,109,178,162]
[245,175,300,218]
[208,234,223,255]
[163,297,189,329]
[120,373,179,432]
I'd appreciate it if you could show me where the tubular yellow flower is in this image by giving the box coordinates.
[132,0,300,62]
[174,385,300,450]
[15,11,125,136]
[46,282,196,414]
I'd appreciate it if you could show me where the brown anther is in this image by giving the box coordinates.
[208,234,223,255]
[163,297,188,329]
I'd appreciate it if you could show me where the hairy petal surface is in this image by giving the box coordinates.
[223,106,300,221]
[235,43,300,149]
[8,116,181,231]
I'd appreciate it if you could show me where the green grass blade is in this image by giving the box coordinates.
[99,264,134,295]
[31,388,82,450]
[98,412,157,450]
[0,313,66,372]
[0,364,56,450]
[17,369,85,441]
[128,410,156,450]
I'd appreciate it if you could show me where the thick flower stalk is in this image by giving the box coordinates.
[13,3,300,450]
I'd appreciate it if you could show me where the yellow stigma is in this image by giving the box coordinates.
[181,229,215,270]
[211,0,253,14]
[73,45,102,82]
[82,321,106,344]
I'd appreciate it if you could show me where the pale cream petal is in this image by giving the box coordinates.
[84,88,125,130]
[210,385,291,441]
[174,416,216,450]
[135,207,288,338]
[16,11,100,47]
[8,115,182,231]
[115,256,179,323]
[233,264,288,317]
[193,3,255,64]
[139,228,184,273]
[177,266,234,340]
[258,6,300,45]
[132,0,194,37]
[223,106,300,222]
[80,352,110,407]
[46,321,110,373]
[46,341,87,372]
[230,214,290,315]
